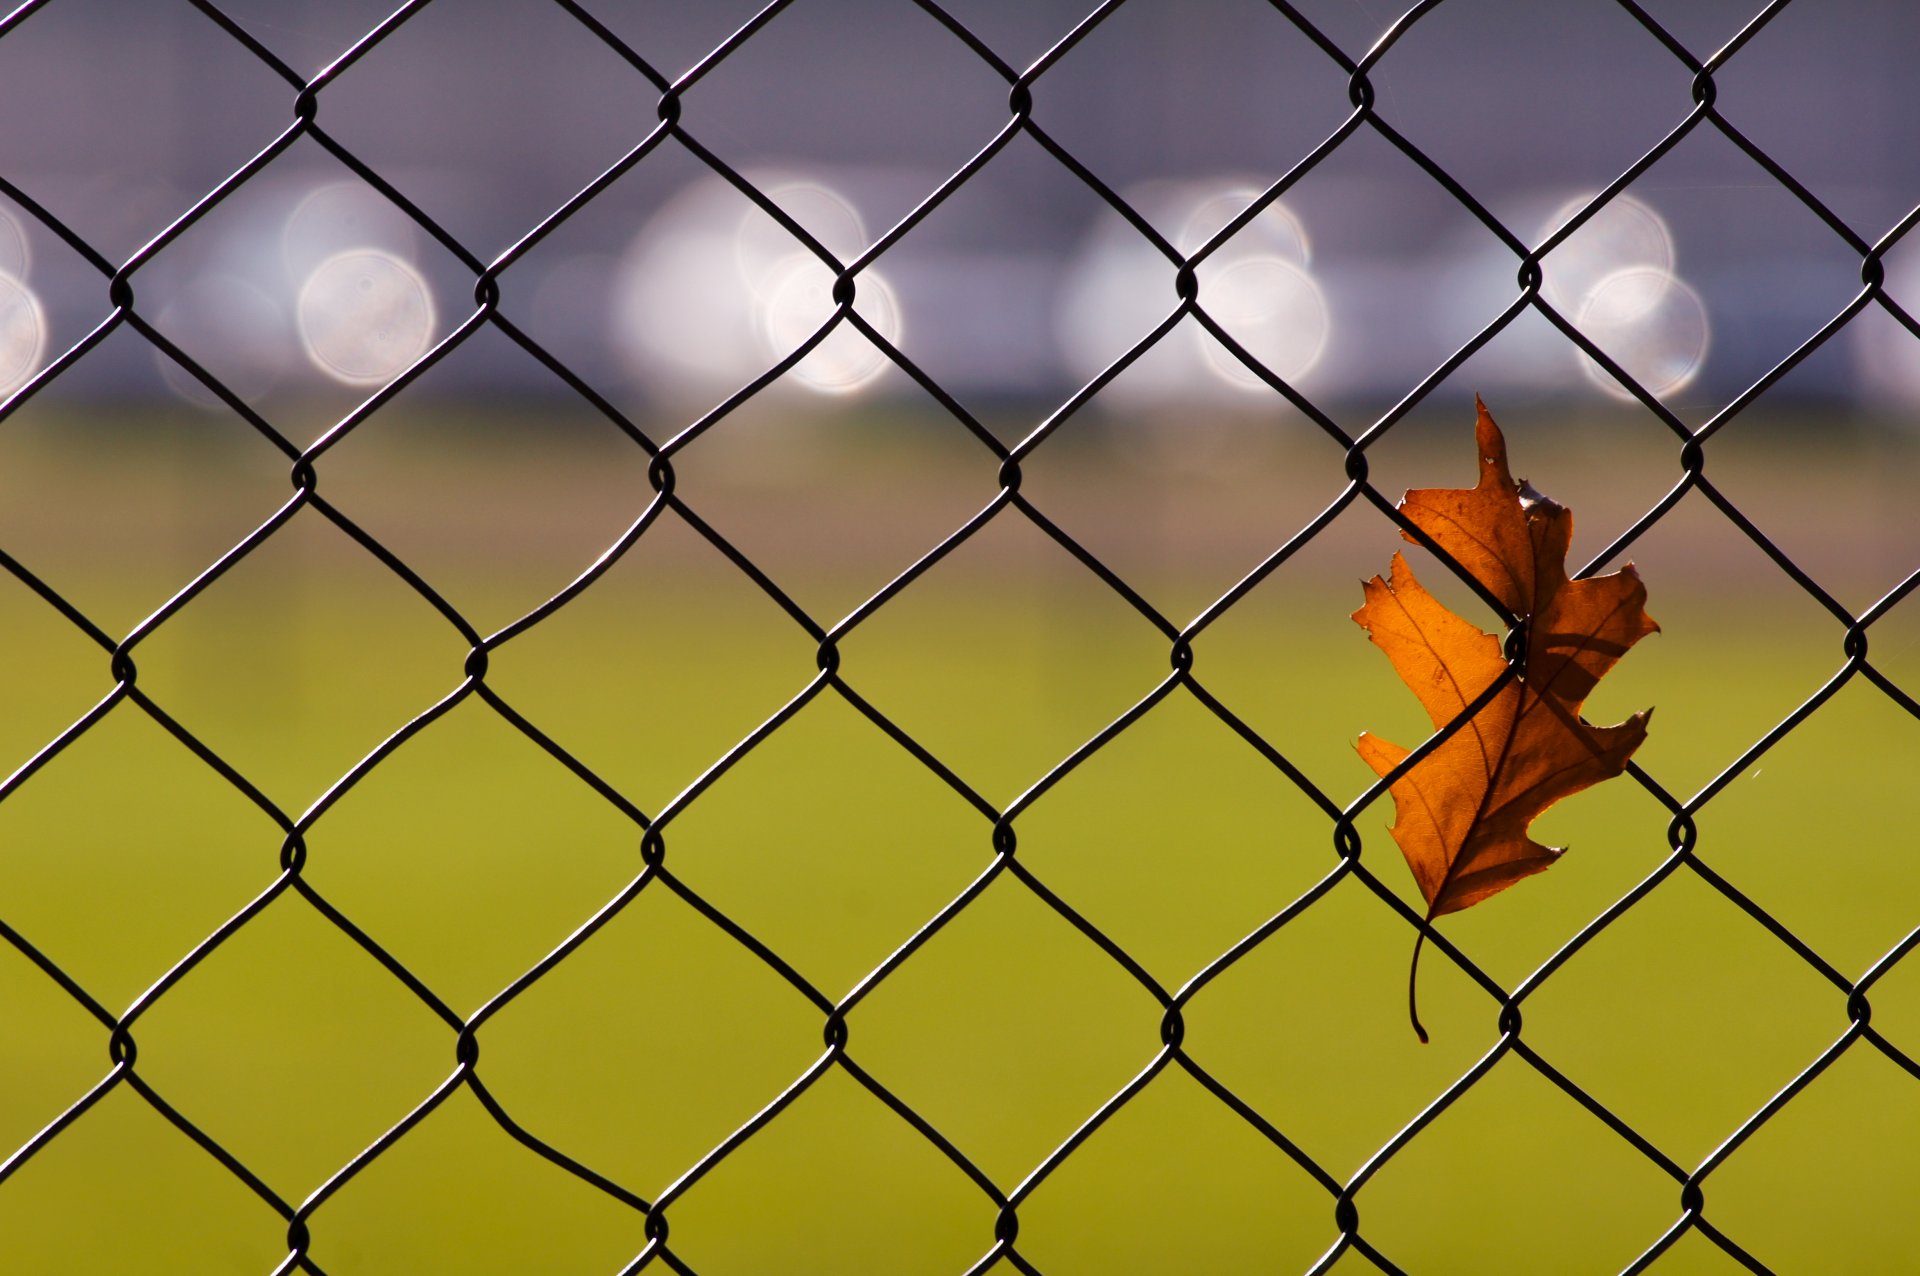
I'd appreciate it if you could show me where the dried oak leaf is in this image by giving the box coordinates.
[1353,400,1657,1042]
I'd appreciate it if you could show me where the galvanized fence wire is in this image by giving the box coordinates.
[0,0,1917,1271]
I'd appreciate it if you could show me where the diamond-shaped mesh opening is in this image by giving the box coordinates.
[131,893,451,1192]
[313,360,657,630]
[1521,869,1842,1163]
[310,1083,648,1273]
[0,0,290,262]
[1688,683,1920,973]
[656,386,999,622]
[477,503,820,808]
[1359,1055,1681,1272]
[477,882,824,1197]
[2,2,1915,1270]
[0,1082,290,1273]
[1182,876,1503,1172]
[678,0,1013,237]
[850,873,1164,1183]
[1012,405,1350,619]
[0,565,114,776]
[1016,1062,1337,1271]
[838,506,1172,800]
[1014,690,1333,982]
[0,357,292,633]
[661,1064,990,1274]
[0,939,103,1157]
[309,0,663,260]
[662,691,991,994]
[1689,397,1920,613]
[1275,126,1529,413]
[0,704,278,1007]
[1361,0,1684,227]
[124,505,469,806]
[1027,0,1354,196]
[1715,4,1920,235]
[1703,1046,1920,1271]
[1593,134,1864,404]
[301,697,642,1010]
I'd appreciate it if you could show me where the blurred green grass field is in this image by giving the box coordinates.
[1,406,1918,1273]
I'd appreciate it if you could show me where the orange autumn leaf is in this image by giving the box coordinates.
[1353,399,1657,1042]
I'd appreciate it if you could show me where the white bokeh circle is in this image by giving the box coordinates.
[282,182,421,281]
[0,271,46,397]
[1576,267,1710,399]
[613,175,899,399]
[1539,193,1675,317]
[758,253,900,394]
[297,249,436,386]
[1196,255,1329,389]
[1851,251,1920,407]
[1056,179,1327,404]
[1178,188,1310,265]
[0,208,30,283]
[736,181,866,296]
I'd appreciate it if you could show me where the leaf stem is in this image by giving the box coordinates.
[1408,919,1431,1044]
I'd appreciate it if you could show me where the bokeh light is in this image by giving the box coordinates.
[1575,266,1710,399]
[1055,180,1327,405]
[297,249,436,387]
[0,207,43,398]
[282,181,421,282]
[1539,193,1674,316]
[734,180,866,296]
[1851,250,1920,408]
[758,253,901,394]
[0,269,45,397]
[612,174,900,401]
[1196,255,1329,389]
[1539,193,1709,400]
[1178,189,1310,269]
[0,206,30,281]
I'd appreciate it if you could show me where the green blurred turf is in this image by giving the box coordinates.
[1,414,1918,1273]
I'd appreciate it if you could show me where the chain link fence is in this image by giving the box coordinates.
[2,1,1917,1272]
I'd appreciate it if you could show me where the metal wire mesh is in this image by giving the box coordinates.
[1,1,1917,1272]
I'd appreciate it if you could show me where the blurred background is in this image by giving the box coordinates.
[0,0,1917,416]
[2,1,1919,1273]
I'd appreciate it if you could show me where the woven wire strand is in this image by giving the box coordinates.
[0,2,1915,1273]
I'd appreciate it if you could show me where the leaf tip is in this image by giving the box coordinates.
[1621,563,1663,635]
[1352,564,1399,630]
[1473,398,1516,491]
